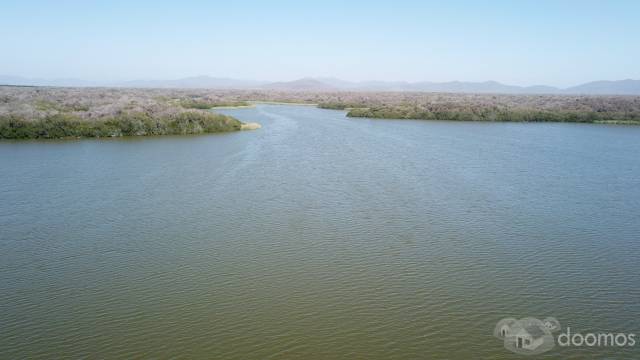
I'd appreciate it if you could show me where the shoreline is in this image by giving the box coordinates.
[208,104,256,109]
[249,101,318,106]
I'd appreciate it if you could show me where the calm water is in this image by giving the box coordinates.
[1,105,639,359]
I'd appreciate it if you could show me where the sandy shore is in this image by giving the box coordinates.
[240,122,262,130]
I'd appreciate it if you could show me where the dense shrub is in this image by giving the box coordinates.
[0,111,242,139]
[3,85,640,139]
[318,102,370,110]
[180,100,250,109]
[346,105,640,123]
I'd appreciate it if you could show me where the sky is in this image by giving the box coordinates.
[1,0,639,87]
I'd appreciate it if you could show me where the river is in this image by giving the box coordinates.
[1,104,639,358]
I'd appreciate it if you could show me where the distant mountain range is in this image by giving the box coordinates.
[290,78,640,95]
[2,75,640,95]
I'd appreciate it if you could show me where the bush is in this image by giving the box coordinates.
[0,111,243,139]
[180,100,249,109]
[169,112,241,134]
[346,106,640,123]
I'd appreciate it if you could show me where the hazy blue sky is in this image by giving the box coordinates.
[2,0,638,86]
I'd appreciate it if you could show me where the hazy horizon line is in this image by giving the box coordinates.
[2,74,639,89]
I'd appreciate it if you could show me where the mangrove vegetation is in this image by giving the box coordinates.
[317,92,640,124]
[0,112,242,139]
[3,85,640,141]
[180,100,251,109]
[0,87,248,139]
[344,106,640,123]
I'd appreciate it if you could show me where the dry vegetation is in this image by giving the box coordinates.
[2,86,640,139]
[316,92,640,124]
[0,86,246,139]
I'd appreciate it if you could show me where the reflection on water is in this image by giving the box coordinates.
[1,105,639,358]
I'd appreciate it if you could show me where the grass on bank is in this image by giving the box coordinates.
[0,111,242,139]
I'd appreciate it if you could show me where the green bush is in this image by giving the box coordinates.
[0,111,243,139]
[318,102,368,110]
[180,100,250,109]
[345,106,640,123]
[169,112,241,134]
